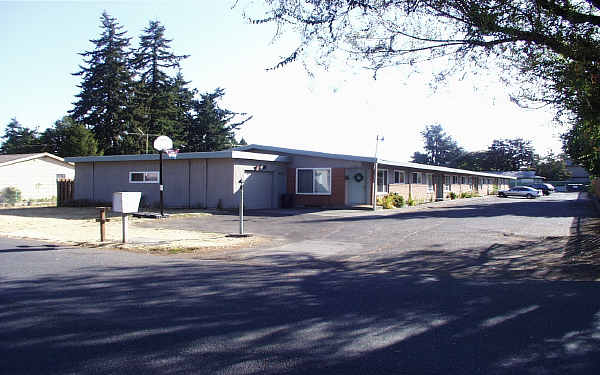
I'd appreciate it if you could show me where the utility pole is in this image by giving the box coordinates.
[373,135,384,211]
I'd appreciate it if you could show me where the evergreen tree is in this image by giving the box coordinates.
[40,117,100,157]
[184,88,252,152]
[0,118,42,154]
[132,20,189,144]
[536,153,571,181]
[70,12,134,155]
[413,124,464,167]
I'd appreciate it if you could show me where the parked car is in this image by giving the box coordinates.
[529,183,555,195]
[498,186,542,199]
[566,184,585,192]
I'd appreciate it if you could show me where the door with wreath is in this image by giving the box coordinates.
[346,168,368,205]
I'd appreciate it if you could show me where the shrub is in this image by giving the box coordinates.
[1,187,21,205]
[447,192,457,200]
[407,197,416,206]
[460,192,473,199]
[392,193,405,208]
[382,194,395,209]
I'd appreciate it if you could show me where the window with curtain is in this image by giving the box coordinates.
[296,168,331,194]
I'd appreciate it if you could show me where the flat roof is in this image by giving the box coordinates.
[237,144,515,179]
[65,150,290,163]
[379,160,517,179]
[234,144,377,163]
[66,144,516,179]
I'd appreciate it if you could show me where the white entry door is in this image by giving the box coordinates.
[347,168,368,205]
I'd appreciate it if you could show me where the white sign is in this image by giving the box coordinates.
[153,136,173,151]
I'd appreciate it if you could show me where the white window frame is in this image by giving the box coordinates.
[426,173,434,192]
[377,169,389,194]
[296,168,332,195]
[452,175,458,185]
[411,172,423,184]
[444,175,451,191]
[393,170,406,184]
[129,171,159,184]
[461,176,466,185]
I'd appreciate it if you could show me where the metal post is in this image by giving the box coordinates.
[239,178,244,235]
[159,150,164,217]
[146,133,149,154]
[122,213,128,243]
[100,208,106,241]
[373,162,378,211]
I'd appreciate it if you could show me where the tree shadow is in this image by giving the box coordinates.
[2,243,599,374]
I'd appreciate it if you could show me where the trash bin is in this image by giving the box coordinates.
[281,193,294,209]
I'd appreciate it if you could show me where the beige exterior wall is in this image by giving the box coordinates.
[0,157,74,200]
[388,183,435,202]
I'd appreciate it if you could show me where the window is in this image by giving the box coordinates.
[297,168,331,194]
[426,174,434,192]
[56,174,66,180]
[411,172,422,184]
[452,175,458,185]
[461,176,466,185]
[444,175,451,191]
[377,169,389,193]
[393,170,406,184]
[129,171,159,183]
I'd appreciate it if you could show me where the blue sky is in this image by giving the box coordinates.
[0,1,565,161]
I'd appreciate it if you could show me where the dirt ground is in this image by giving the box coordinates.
[0,206,266,255]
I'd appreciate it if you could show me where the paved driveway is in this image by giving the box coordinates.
[141,193,596,276]
[1,192,599,374]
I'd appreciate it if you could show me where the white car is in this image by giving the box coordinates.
[498,186,542,199]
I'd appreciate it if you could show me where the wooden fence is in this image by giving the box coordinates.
[57,179,74,207]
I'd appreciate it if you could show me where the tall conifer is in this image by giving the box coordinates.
[70,12,134,155]
[132,21,188,143]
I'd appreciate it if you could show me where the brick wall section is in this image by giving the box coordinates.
[287,167,346,207]
[389,183,434,202]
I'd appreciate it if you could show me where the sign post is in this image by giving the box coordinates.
[239,178,244,235]
[112,192,141,243]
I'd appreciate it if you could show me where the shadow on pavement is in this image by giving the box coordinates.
[2,244,599,374]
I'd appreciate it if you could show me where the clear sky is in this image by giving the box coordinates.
[0,0,566,161]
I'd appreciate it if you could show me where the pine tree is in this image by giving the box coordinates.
[40,116,100,157]
[0,118,42,154]
[70,12,134,155]
[131,20,189,145]
[184,88,252,152]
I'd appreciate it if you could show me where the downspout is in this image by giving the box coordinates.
[204,159,208,209]
[92,161,95,202]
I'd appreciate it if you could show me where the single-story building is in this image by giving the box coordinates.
[0,153,75,201]
[565,159,590,184]
[65,145,515,209]
[494,170,546,186]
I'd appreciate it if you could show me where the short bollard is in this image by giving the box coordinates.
[122,213,128,243]
[95,207,110,242]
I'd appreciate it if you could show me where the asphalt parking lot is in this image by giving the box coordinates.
[138,193,596,272]
[1,192,599,374]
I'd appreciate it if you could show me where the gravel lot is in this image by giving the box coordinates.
[0,207,263,254]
